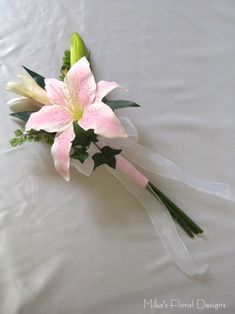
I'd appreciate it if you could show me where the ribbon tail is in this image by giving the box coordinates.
[106,164,208,277]
[123,142,235,202]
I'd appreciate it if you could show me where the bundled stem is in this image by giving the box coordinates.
[146,182,203,238]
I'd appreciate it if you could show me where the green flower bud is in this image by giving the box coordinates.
[70,32,87,65]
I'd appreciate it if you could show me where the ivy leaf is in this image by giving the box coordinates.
[104,99,140,110]
[10,111,35,123]
[92,153,106,169]
[70,147,89,163]
[92,146,122,170]
[72,122,98,149]
[22,66,45,89]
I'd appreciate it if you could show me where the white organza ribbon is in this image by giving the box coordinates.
[70,144,95,177]
[70,116,235,276]
[105,117,235,203]
[106,164,208,277]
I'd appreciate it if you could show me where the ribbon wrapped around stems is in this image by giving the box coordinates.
[105,118,235,203]
[71,117,235,277]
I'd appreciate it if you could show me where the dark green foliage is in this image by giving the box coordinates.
[104,99,140,110]
[22,66,45,89]
[92,146,122,170]
[10,111,34,123]
[72,122,98,148]
[60,50,71,80]
[10,128,54,147]
[70,122,98,163]
[70,147,89,163]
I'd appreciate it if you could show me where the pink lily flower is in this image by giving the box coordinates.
[25,57,126,181]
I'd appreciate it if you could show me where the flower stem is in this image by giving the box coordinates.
[146,182,203,237]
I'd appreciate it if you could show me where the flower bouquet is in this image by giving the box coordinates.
[7,32,235,276]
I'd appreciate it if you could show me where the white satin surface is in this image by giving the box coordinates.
[1,1,235,313]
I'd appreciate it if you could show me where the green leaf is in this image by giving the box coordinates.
[71,147,89,163]
[60,50,71,80]
[104,100,140,110]
[72,122,98,149]
[10,127,55,147]
[92,146,122,170]
[22,66,45,89]
[92,153,106,169]
[63,50,71,67]
[70,32,88,66]
[43,133,55,145]
[14,129,24,136]
[10,111,34,123]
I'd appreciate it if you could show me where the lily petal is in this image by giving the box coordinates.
[51,124,75,181]
[95,80,121,103]
[66,57,96,107]
[78,102,127,138]
[25,105,72,133]
[45,79,68,108]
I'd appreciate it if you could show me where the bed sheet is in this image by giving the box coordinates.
[0,0,235,313]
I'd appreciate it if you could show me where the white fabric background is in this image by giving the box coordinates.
[0,0,235,313]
